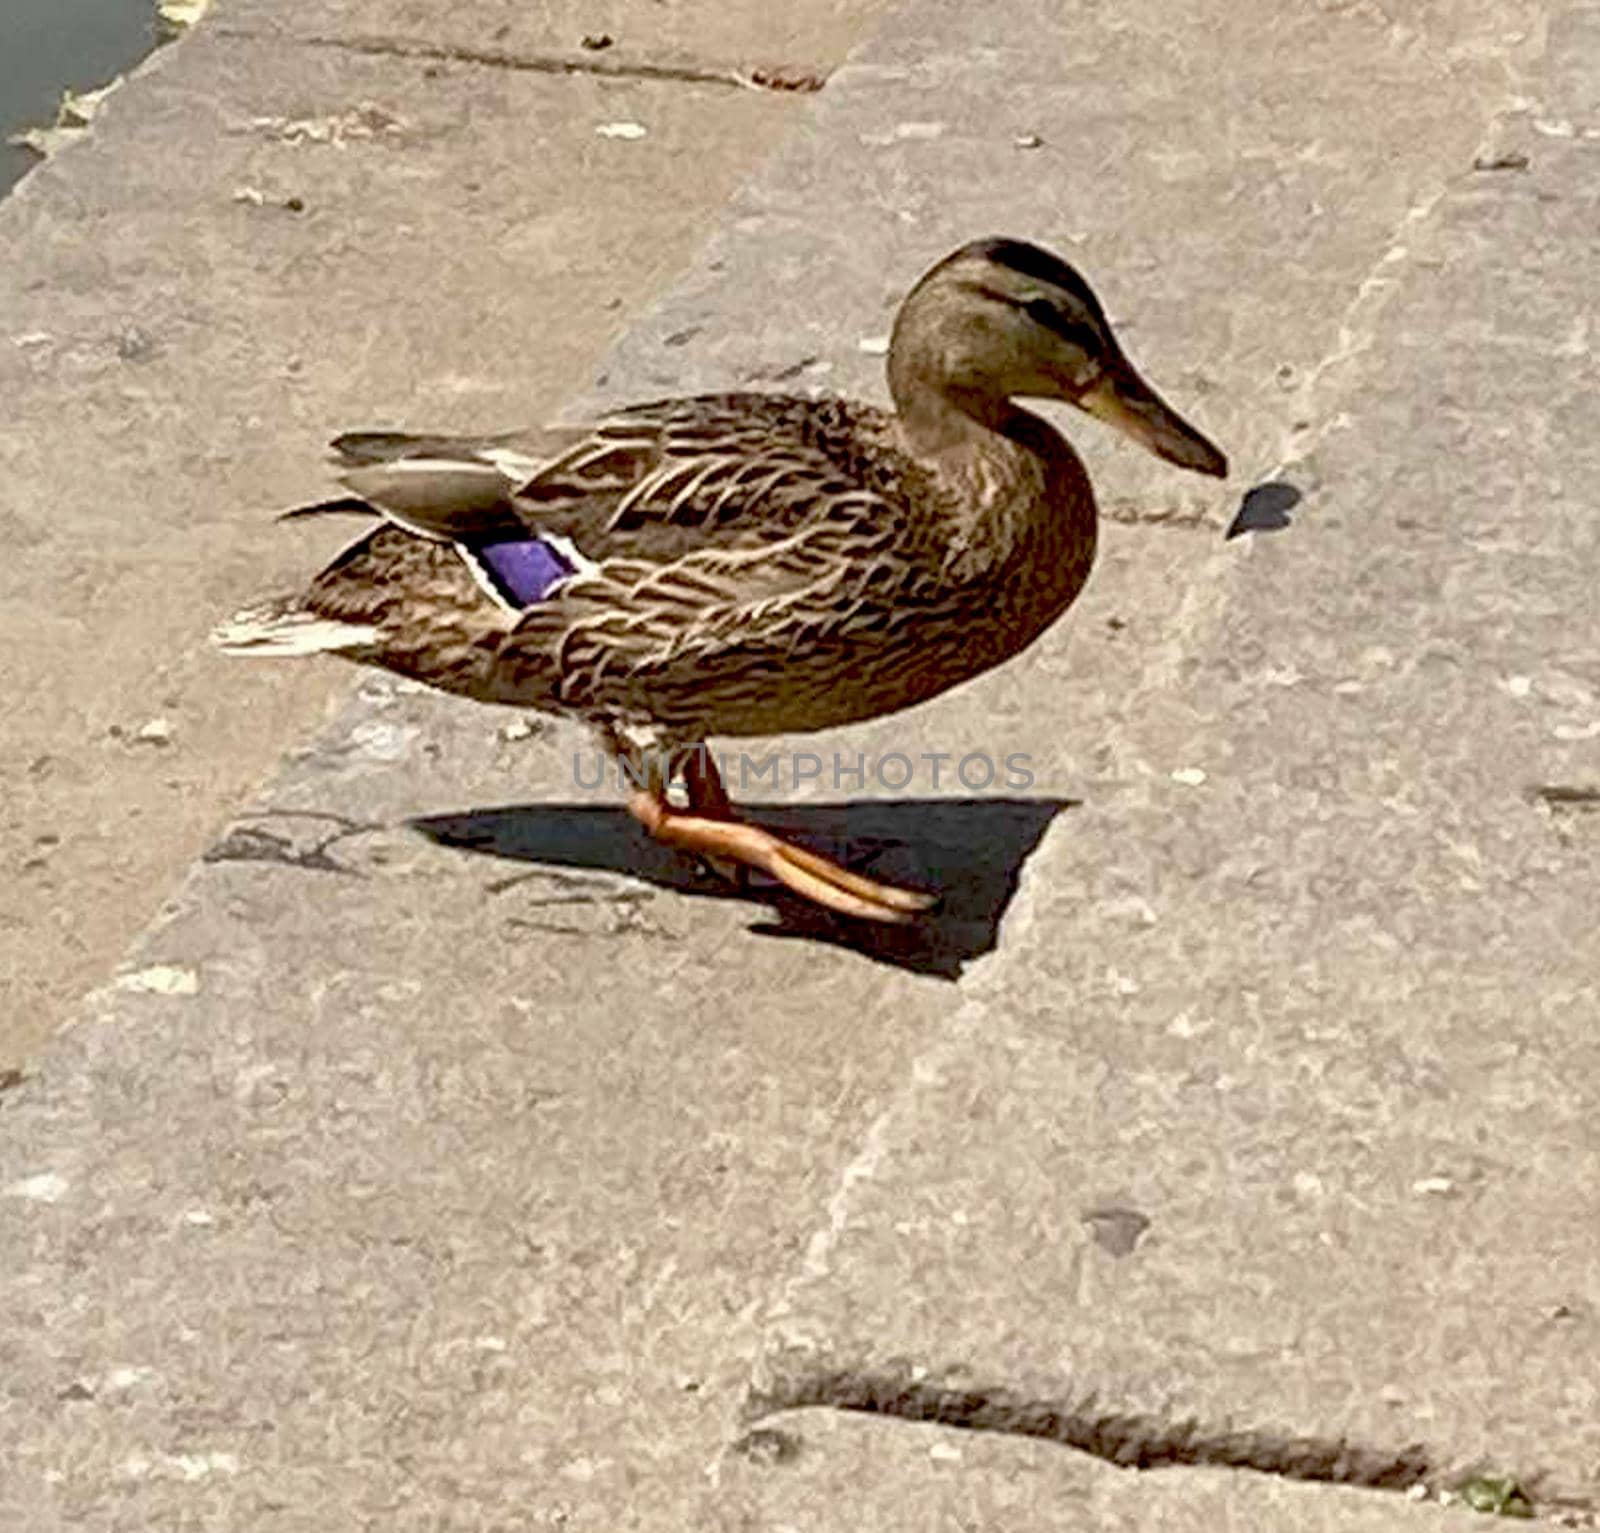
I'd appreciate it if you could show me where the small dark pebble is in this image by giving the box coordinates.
[1083,1205,1151,1257]
[285,196,305,213]
[581,33,615,50]
[1472,151,1530,172]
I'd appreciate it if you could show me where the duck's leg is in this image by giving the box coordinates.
[683,746,734,819]
[625,749,936,925]
[680,748,744,887]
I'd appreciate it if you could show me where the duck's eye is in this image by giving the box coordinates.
[1023,299,1098,353]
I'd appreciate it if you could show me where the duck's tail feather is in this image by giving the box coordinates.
[211,598,379,657]
[277,496,382,523]
[330,430,520,467]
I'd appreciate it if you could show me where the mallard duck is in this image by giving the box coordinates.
[215,238,1226,922]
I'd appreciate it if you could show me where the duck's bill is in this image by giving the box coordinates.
[1076,368,1228,478]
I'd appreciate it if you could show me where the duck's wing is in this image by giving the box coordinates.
[312,396,896,553]
[512,394,901,560]
[288,395,910,645]
[497,396,924,708]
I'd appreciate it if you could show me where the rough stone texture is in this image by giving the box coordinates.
[0,0,889,1066]
[2,0,1597,1529]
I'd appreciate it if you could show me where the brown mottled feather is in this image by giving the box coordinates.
[296,394,1094,739]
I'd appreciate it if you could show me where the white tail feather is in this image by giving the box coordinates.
[212,605,379,657]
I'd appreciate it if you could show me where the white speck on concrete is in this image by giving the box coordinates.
[117,1450,240,1481]
[861,121,946,145]
[1504,674,1533,698]
[134,717,174,745]
[181,1209,215,1227]
[5,1172,69,1203]
[856,335,890,356]
[1553,721,1600,741]
[1106,968,1141,996]
[172,1452,239,1481]
[1171,766,1208,786]
[347,720,417,760]
[245,104,401,146]
[1293,1171,1326,1199]
[928,1441,963,1463]
[105,1366,155,1391]
[1412,1176,1455,1196]
[116,963,199,996]
[595,121,647,140]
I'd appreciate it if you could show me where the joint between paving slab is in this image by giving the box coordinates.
[208,26,829,95]
[739,1374,1580,1520]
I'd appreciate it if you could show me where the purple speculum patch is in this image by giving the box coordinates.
[474,537,575,607]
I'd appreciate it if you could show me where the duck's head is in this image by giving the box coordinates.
[889,237,1227,478]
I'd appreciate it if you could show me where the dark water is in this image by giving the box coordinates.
[1,0,160,195]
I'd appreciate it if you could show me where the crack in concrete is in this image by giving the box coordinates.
[1535,784,1600,810]
[1102,499,1217,531]
[749,1370,1436,1491]
[202,809,384,876]
[213,28,828,94]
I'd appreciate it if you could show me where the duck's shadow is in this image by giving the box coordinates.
[411,797,1074,980]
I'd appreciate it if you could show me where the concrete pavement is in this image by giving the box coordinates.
[3,0,1597,1527]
